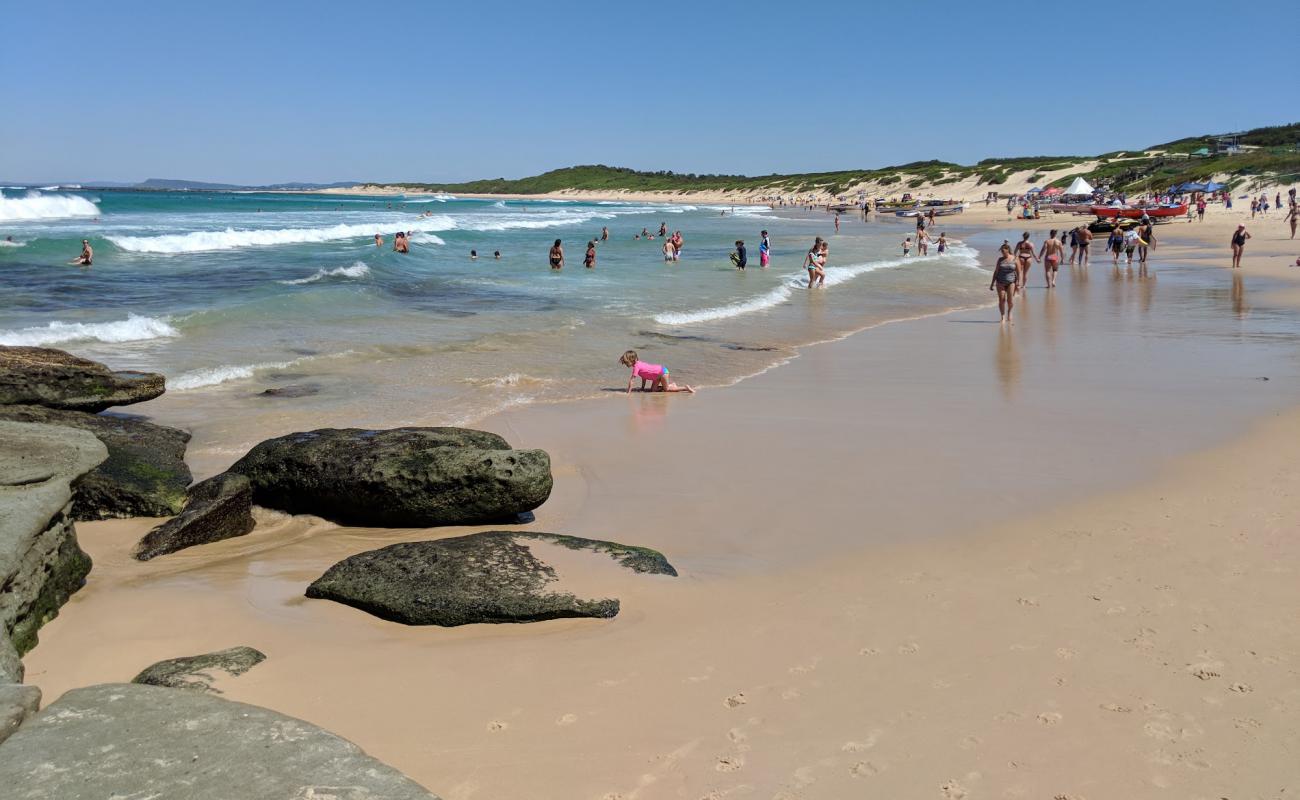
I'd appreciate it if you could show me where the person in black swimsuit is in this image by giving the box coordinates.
[549,239,564,270]
[1230,224,1250,269]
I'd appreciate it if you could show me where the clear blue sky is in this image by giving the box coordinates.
[2,0,1293,184]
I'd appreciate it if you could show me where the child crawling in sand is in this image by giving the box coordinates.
[620,350,695,394]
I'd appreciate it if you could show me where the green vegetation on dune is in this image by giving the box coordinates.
[379,123,1299,197]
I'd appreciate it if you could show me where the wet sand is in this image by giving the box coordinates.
[22,217,1300,798]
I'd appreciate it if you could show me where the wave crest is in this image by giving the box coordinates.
[108,219,453,254]
[277,261,371,285]
[0,314,178,346]
[0,191,100,222]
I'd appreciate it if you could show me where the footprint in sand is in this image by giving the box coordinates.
[724,693,747,709]
[556,713,578,726]
[958,735,981,750]
[486,720,509,732]
[1187,662,1223,681]
[898,642,920,655]
[850,760,884,778]
[1055,647,1077,660]
[859,647,881,656]
[1228,682,1253,693]
[940,780,969,799]
[716,756,744,773]
[1099,703,1132,713]
[1036,712,1063,726]
[727,728,747,744]
[842,730,883,752]
[781,688,801,701]
[1016,597,1040,608]
[788,660,819,675]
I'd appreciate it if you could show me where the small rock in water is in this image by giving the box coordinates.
[258,383,322,398]
[131,646,267,693]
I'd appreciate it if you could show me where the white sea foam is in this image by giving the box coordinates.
[108,219,453,254]
[170,361,298,390]
[654,243,982,325]
[0,239,25,247]
[277,261,371,285]
[0,314,178,346]
[0,191,101,222]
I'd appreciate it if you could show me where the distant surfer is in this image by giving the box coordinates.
[70,239,93,266]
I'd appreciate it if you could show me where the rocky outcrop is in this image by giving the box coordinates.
[0,346,165,413]
[0,683,440,799]
[0,405,191,520]
[132,646,266,693]
[133,473,254,561]
[306,531,676,626]
[229,427,553,527]
[0,421,103,662]
[0,421,104,743]
[0,684,39,746]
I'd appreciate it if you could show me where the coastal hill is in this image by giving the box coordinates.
[353,122,1300,202]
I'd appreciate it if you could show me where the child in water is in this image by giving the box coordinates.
[902,236,912,256]
[937,233,947,253]
[619,350,695,394]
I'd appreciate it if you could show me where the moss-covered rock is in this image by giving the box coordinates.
[134,472,254,561]
[305,531,676,626]
[131,646,266,693]
[0,346,165,413]
[228,427,551,527]
[0,405,191,520]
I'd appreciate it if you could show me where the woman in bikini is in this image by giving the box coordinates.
[1013,232,1037,294]
[549,239,564,270]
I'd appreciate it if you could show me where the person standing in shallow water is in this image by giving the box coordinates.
[1038,229,1063,288]
[1013,231,1037,292]
[583,240,596,269]
[549,239,564,269]
[1230,224,1250,269]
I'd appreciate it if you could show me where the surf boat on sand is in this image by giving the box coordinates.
[896,203,968,217]
[1090,203,1188,219]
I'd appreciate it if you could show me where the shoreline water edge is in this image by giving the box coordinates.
[4,183,1300,798]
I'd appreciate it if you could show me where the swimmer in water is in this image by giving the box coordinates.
[70,239,93,266]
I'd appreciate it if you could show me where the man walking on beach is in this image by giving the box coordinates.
[1075,225,1092,266]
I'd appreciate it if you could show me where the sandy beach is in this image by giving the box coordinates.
[17,209,1299,798]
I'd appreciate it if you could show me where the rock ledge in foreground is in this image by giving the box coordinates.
[0,346,165,413]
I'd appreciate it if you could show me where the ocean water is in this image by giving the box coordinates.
[0,187,988,470]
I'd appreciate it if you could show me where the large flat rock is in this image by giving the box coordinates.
[0,683,440,799]
[306,531,676,626]
[0,345,165,413]
[229,427,552,527]
[0,405,191,519]
[0,421,103,662]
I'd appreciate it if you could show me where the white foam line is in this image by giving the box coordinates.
[0,314,178,346]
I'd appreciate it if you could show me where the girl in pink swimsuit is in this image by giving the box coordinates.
[619,350,696,394]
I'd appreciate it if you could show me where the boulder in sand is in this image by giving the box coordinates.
[133,472,254,561]
[229,427,552,526]
[0,405,191,520]
[0,345,165,412]
[131,645,266,693]
[305,531,676,626]
[0,683,439,799]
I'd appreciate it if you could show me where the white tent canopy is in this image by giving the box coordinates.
[1064,176,1095,195]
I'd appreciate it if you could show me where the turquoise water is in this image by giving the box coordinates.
[0,187,987,470]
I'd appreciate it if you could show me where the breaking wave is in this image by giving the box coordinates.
[0,314,178,346]
[277,261,371,285]
[0,191,100,222]
[108,219,454,254]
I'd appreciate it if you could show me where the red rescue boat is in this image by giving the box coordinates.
[1090,203,1188,219]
